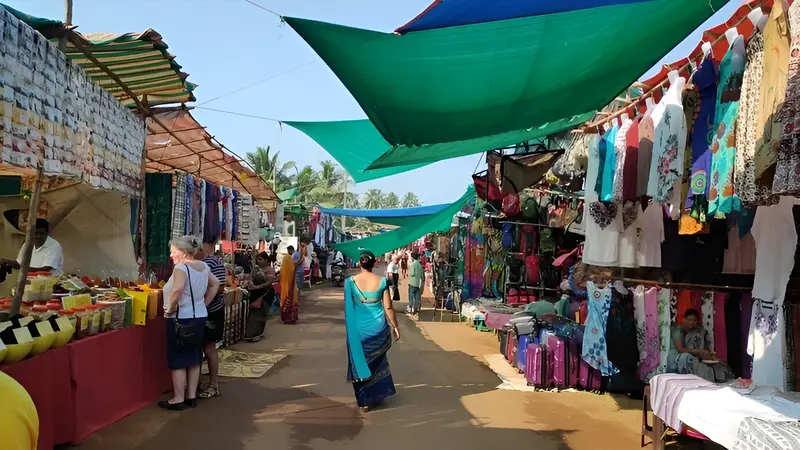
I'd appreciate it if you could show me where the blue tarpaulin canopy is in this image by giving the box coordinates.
[319,204,448,218]
[396,0,654,33]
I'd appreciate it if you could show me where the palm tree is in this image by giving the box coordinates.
[308,160,346,204]
[363,189,383,209]
[401,192,421,208]
[245,146,295,191]
[382,192,400,209]
[294,165,319,202]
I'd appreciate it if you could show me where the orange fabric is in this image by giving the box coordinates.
[678,212,710,235]
[676,289,694,322]
[279,254,298,308]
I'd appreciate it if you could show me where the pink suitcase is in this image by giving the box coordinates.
[574,328,603,392]
[508,334,519,369]
[566,336,580,388]
[549,334,567,389]
[525,343,546,387]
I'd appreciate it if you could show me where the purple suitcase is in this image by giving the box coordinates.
[525,343,546,387]
[573,328,603,392]
[517,334,532,373]
[508,334,519,369]
[549,335,567,389]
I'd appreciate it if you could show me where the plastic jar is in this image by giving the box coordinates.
[72,306,89,339]
[85,305,101,336]
[27,272,44,302]
[30,305,48,322]
[59,309,78,334]
[40,272,55,300]
[98,305,112,332]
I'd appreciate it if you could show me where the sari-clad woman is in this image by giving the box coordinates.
[345,251,401,412]
[245,252,276,341]
[668,308,734,382]
[279,246,299,324]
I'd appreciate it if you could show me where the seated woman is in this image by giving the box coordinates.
[668,308,734,383]
[245,252,276,342]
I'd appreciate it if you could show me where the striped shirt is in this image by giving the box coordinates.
[203,255,227,313]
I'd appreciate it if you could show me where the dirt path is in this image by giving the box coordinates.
[75,271,644,450]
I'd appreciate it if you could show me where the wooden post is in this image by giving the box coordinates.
[58,0,73,51]
[10,165,44,316]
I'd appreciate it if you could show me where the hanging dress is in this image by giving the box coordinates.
[713,292,728,363]
[708,36,746,218]
[655,288,673,377]
[613,118,634,202]
[638,286,661,380]
[648,77,687,214]
[774,1,800,195]
[736,32,778,207]
[755,0,790,191]
[582,282,619,376]
[687,58,719,220]
[633,286,647,362]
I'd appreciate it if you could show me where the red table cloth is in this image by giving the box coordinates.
[1,346,74,450]
[69,317,171,443]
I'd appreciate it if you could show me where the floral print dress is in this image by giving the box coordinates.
[582,282,619,377]
[735,33,777,207]
[708,36,746,218]
[687,58,718,218]
[655,288,673,378]
[774,1,800,196]
[648,79,687,209]
[638,286,661,380]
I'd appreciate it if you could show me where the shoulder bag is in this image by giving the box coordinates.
[175,264,205,350]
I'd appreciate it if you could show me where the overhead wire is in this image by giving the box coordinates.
[195,59,318,106]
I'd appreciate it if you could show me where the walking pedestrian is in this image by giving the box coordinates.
[407,251,423,315]
[282,246,300,324]
[386,256,400,301]
[344,251,400,412]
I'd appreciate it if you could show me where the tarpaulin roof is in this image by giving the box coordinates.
[145,107,278,205]
[0,4,196,108]
[320,203,449,227]
[332,186,475,260]
[277,188,299,202]
[284,120,429,183]
[319,203,449,218]
[396,0,654,33]
[285,0,726,169]
[287,115,591,174]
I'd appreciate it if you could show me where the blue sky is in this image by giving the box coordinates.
[6,0,742,205]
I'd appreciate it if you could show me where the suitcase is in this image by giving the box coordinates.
[517,334,532,373]
[566,335,580,388]
[574,328,603,392]
[499,325,510,359]
[507,333,518,368]
[525,343,546,388]
[549,334,567,389]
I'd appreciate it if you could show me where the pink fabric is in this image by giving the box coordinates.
[723,226,757,274]
[638,287,661,379]
[713,292,728,362]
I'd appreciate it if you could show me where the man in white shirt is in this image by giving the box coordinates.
[3,219,63,275]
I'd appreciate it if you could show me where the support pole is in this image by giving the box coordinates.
[10,166,44,316]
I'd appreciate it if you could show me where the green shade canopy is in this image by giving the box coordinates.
[285,0,726,168]
[333,186,475,260]
[284,120,428,183]
[276,188,299,202]
[286,115,590,175]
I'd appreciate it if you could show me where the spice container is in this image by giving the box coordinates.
[40,272,56,300]
[58,309,78,334]
[27,272,44,302]
[72,306,89,339]
[85,305,101,336]
[30,305,48,322]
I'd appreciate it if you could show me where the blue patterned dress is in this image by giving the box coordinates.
[582,282,619,376]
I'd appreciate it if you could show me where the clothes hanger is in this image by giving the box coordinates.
[724,27,739,49]
[701,41,713,60]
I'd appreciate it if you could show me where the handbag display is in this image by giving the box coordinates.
[175,265,205,351]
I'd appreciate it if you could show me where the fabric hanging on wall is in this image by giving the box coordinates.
[713,292,728,363]
[172,173,187,240]
[483,228,504,298]
[500,151,564,194]
[146,173,173,264]
[462,213,486,300]
[129,198,140,253]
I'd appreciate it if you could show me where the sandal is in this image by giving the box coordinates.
[198,385,220,399]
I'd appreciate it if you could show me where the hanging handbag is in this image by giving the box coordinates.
[174,265,205,351]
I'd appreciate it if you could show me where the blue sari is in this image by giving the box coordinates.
[344,277,396,408]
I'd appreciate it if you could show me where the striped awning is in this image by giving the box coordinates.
[62,30,197,107]
[146,107,277,206]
